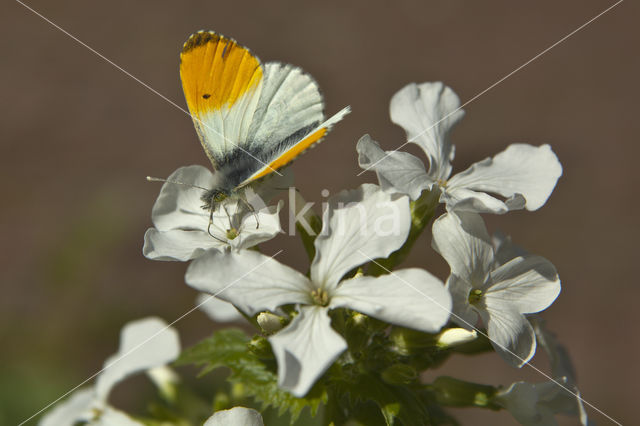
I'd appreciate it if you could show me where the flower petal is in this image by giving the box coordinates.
[150,165,215,232]
[487,255,561,314]
[446,144,562,212]
[389,82,464,180]
[143,228,224,261]
[232,201,283,250]
[356,134,433,200]
[185,250,312,315]
[248,167,294,203]
[446,274,480,329]
[492,231,529,266]
[39,387,95,426]
[95,317,181,402]
[479,307,536,367]
[431,212,493,285]
[497,377,591,426]
[269,306,347,397]
[441,186,525,214]
[144,199,281,261]
[196,293,244,323]
[331,268,451,333]
[532,318,576,384]
[576,390,593,426]
[204,407,264,426]
[311,184,410,289]
[99,407,145,426]
[495,381,558,426]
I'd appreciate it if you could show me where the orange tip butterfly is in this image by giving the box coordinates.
[178,30,350,209]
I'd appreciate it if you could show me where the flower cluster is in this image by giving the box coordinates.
[41,82,590,426]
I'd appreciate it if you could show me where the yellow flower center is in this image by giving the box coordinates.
[226,227,239,240]
[437,178,448,188]
[311,288,330,306]
[468,289,483,305]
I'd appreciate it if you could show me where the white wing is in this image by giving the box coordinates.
[247,63,325,149]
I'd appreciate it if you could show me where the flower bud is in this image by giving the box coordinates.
[431,376,498,408]
[213,391,230,411]
[257,311,285,334]
[436,328,477,348]
[230,382,246,400]
[389,327,438,355]
[381,364,418,385]
[247,336,274,359]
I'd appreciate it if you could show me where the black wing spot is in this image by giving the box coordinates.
[183,31,219,52]
[202,93,211,99]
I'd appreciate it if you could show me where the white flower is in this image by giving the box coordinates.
[204,406,264,426]
[357,82,562,214]
[39,317,181,426]
[432,211,560,367]
[495,378,592,426]
[186,184,451,396]
[143,165,282,261]
[196,293,245,323]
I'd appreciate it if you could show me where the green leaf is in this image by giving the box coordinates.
[177,328,248,376]
[332,373,431,426]
[177,329,327,424]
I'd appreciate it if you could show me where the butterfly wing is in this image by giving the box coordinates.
[180,31,350,190]
[240,105,351,185]
[247,63,324,149]
[237,63,351,186]
[180,31,264,168]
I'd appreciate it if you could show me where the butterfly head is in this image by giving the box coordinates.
[201,188,231,211]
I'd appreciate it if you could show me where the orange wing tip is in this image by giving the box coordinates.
[180,31,263,115]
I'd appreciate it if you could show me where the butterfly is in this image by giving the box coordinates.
[179,30,350,211]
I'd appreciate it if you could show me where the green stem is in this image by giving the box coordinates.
[427,376,500,410]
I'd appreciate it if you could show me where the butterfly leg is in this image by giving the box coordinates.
[222,203,234,230]
[239,196,259,229]
[207,205,227,244]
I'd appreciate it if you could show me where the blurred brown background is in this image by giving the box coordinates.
[2,0,637,424]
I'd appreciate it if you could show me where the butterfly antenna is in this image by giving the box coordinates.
[146,176,209,191]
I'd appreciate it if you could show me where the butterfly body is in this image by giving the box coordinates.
[179,31,350,212]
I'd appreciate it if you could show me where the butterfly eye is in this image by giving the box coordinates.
[214,192,228,202]
[202,93,211,99]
